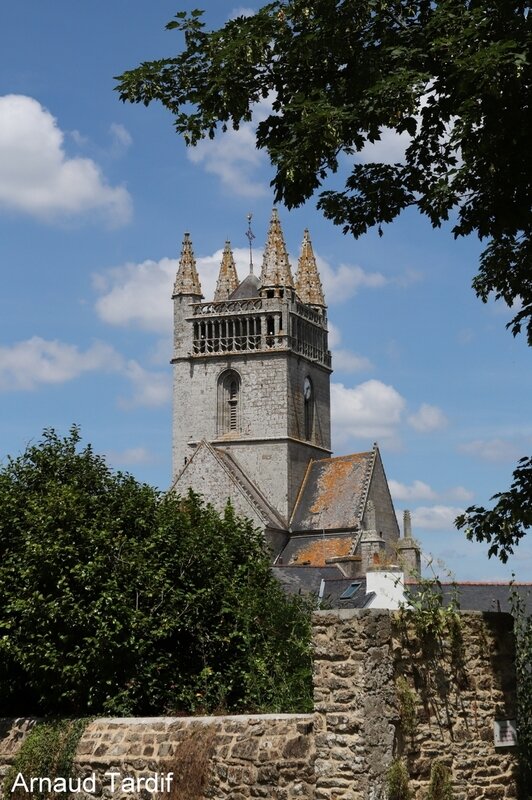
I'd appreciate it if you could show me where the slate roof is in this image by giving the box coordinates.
[272,565,341,595]
[230,273,261,300]
[272,566,374,609]
[290,451,374,532]
[276,531,360,567]
[409,581,532,616]
[274,568,532,615]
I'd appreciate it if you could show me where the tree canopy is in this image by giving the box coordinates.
[456,456,532,563]
[0,427,313,716]
[116,0,531,342]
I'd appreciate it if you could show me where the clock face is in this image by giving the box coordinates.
[304,377,312,400]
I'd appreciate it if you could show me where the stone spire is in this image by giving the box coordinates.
[214,241,239,301]
[295,229,325,306]
[397,508,421,576]
[173,232,203,297]
[260,209,294,289]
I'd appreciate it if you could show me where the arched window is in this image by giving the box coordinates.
[304,376,314,441]
[217,370,241,435]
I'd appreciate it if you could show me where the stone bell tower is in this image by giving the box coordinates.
[171,210,332,522]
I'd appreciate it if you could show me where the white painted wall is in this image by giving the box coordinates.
[366,570,407,609]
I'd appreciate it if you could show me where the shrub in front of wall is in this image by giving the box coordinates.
[0,426,314,716]
[386,759,412,800]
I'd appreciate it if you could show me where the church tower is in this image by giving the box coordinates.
[171,210,332,522]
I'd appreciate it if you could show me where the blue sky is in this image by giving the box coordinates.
[1,1,530,581]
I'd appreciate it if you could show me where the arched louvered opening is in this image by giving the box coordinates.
[304,377,314,441]
[217,370,241,435]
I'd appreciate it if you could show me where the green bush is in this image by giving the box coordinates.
[386,759,411,800]
[427,761,453,800]
[4,719,88,800]
[0,427,313,715]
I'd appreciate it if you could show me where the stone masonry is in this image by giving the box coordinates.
[0,716,315,800]
[0,611,519,800]
[313,609,519,800]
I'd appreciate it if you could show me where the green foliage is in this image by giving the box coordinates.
[401,568,461,643]
[0,426,314,715]
[4,719,89,800]
[395,676,418,740]
[115,0,531,343]
[398,570,466,742]
[456,457,532,563]
[386,758,412,800]
[510,586,532,797]
[426,761,453,800]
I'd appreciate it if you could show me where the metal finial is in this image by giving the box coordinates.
[245,212,255,274]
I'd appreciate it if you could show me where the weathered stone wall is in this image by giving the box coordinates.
[0,610,519,800]
[0,715,315,800]
[313,609,519,800]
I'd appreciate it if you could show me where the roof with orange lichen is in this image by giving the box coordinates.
[278,532,360,567]
[290,451,375,532]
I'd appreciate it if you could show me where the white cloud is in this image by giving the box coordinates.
[446,486,474,503]
[0,337,121,390]
[94,257,176,334]
[109,122,133,152]
[0,336,169,408]
[187,94,276,196]
[94,247,261,334]
[328,322,342,350]
[459,438,521,463]
[389,479,437,501]
[357,126,411,165]
[119,361,171,408]
[229,7,256,18]
[70,129,89,147]
[390,480,474,504]
[408,403,448,432]
[411,505,464,531]
[392,268,423,288]
[327,322,372,373]
[334,350,373,373]
[188,125,268,198]
[106,447,154,466]
[331,380,406,444]
[0,95,132,225]
[317,255,387,304]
